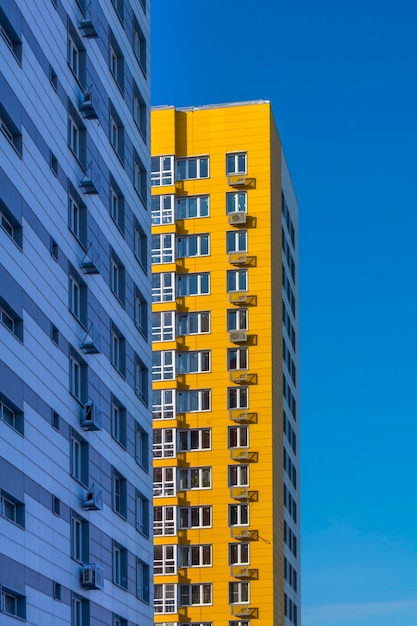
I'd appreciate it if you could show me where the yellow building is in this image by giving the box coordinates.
[151,101,300,626]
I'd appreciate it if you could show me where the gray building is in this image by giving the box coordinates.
[0,0,152,625]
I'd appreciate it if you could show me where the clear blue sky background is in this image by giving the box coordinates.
[150,1,417,624]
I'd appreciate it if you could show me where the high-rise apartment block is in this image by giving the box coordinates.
[0,1,152,625]
[151,102,300,626]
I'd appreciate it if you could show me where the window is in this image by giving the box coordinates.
[135,357,148,405]
[71,512,89,562]
[229,465,249,487]
[229,582,249,604]
[0,396,23,435]
[0,8,22,64]
[177,234,209,258]
[1,587,26,620]
[110,251,125,304]
[70,429,88,485]
[228,386,248,410]
[178,311,210,335]
[134,151,147,203]
[69,189,87,247]
[152,272,175,302]
[133,84,147,140]
[110,0,124,21]
[227,348,248,371]
[229,426,248,448]
[113,542,127,589]
[133,15,146,74]
[152,350,175,381]
[152,233,175,264]
[177,273,210,296]
[179,467,211,491]
[136,491,149,536]
[179,545,212,568]
[178,350,210,374]
[109,31,124,91]
[227,230,247,252]
[154,545,176,575]
[68,110,86,167]
[113,616,127,626]
[154,505,176,536]
[54,582,61,600]
[177,156,209,180]
[135,287,148,336]
[136,424,149,469]
[153,428,176,458]
[227,269,248,292]
[226,191,247,214]
[153,467,176,497]
[50,151,58,177]
[151,156,174,186]
[111,324,126,376]
[0,490,24,527]
[177,389,211,413]
[177,195,209,219]
[230,622,250,626]
[178,428,211,452]
[229,504,249,527]
[113,469,127,518]
[152,194,174,225]
[179,506,211,529]
[0,103,22,156]
[152,311,175,342]
[69,269,87,326]
[68,22,85,85]
[51,237,59,261]
[0,298,22,341]
[137,559,150,602]
[154,584,177,614]
[109,105,124,162]
[70,352,87,403]
[229,543,249,565]
[179,584,212,606]
[110,179,124,233]
[71,594,89,626]
[152,389,175,420]
[0,200,22,248]
[226,152,247,175]
[52,495,61,516]
[227,309,248,331]
[134,222,148,270]
[112,396,126,447]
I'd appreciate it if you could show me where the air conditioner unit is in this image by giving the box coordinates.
[230,370,248,383]
[80,401,102,431]
[227,174,247,186]
[229,330,248,343]
[82,483,103,511]
[79,89,99,119]
[228,251,247,265]
[228,212,247,225]
[79,17,98,38]
[229,291,247,304]
[81,563,104,590]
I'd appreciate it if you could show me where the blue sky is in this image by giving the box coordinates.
[151,1,417,624]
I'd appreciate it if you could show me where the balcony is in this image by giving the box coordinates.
[230,448,258,463]
[230,566,259,580]
[230,604,258,618]
[230,527,259,541]
[229,487,258,502]
[229,410,257,424]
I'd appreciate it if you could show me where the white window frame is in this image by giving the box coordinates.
[229,464,249,487]
[152,310,175,342]
[178,350,210,374]
[152,388,175,420]
[226,191,247,214]
[229,503,249,527]
[226,230,247,253]
[229,542,250,565]
[154,544,177,575]
[153,428,176,458]
[227,309,248,331]
[177,234,209,258]
[0,306,14,334]
[135,289,147,335]
[228,386,248,410]
[227,269,248,292]
[152,272,175,303]
[110,114,119,153]
[179,545,212,568]
[179,467,211,491]
[0,400,17,430]
[110,44,117,79]
[229,581,250,605]
[69,275,81,321]
[69,116,80,160]
[153,467,176,497]
[111,330,121,372]
[69,194,81,239]
[176,156,209,181]
[135,425,148,469]
[68,34,79,78]
[226,152,247,175]
[177,195,209,219]
[152,350,175,381]
[179,584,212,607]
[177,311,210,335]
[178,428,211,452]
[227,348,248,371]
[152,194,174,225]
[228,425,249,449]
[2,588,25,620]
[151,156,174,186]
[177,273,210,296]
[178,389,211,413]
[154,505,176,536]
[70,356,82,401]
[179,506,211,529]
[154,584,177,614]
[152,233,175,264]
[136,492,149,536]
